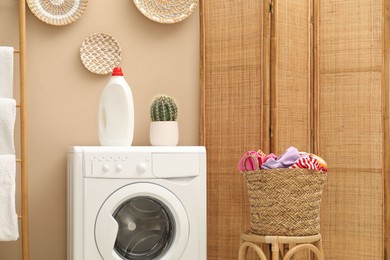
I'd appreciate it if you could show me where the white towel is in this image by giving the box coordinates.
[0,98,16,155]
[0,154,18,241]
[0,47,14,98]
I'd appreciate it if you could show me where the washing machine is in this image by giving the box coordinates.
[67,146,206,260]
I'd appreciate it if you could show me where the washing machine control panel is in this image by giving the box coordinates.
[84,153,153,178]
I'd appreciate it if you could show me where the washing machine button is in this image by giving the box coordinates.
[102,164,110,173]
[115,164,122,172]
[136,162,147,173]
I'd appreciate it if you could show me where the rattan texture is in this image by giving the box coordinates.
[275,1,311,152]
[133,0,199,24]
[26,0,88,26]
[80,33,121,75]
[202,1,264,258]
[318,1,383,258]
[244,168,327,236]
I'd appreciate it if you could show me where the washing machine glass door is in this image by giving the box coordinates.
[95,183,189,260]
[114,196,174,259]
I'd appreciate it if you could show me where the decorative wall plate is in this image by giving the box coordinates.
[80,33,122,75]
[133,0,199,24]
[26,0,88,26]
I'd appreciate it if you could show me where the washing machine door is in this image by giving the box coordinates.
[95,183,189,260]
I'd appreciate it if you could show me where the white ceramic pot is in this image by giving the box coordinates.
[150,121,179,146]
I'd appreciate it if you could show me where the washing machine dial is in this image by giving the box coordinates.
[115,164,122,172]
[102,164,110,173]
[136,162,147,174]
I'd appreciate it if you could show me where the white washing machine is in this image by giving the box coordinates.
[67,146,206,260]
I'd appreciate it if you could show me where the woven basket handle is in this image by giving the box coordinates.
[242,154,260,172]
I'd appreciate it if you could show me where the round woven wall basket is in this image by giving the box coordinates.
[133,0,199,24]
[80,33,122,75]
[27,0,88,26]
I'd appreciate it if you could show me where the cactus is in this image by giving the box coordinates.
[150,95,178,121]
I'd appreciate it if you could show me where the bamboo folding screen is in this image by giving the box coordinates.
[0,0,29,260]
[315,1,383,258]
[270,1,312,152]
[201,0,389,259]
[200,1,264,259]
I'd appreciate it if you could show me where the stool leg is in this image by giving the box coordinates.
[288,243,295,260]
[283,244,322,260]
[314,239,324,260]
[271,240,280,260]
[238,242,248,260]
[239,241,267,260]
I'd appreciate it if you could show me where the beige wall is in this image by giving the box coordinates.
[0,1,199,259]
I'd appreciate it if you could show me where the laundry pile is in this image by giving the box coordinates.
[238,146,328,172]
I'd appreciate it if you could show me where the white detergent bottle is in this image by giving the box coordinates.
[99,67,134,146]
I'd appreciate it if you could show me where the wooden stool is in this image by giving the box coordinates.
[238,232,324,260]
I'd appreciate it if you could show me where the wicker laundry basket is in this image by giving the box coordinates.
[244,165,327,236]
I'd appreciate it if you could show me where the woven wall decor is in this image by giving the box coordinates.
[26,0,88,26]
[133,0,199,24]
[80,33,121,75]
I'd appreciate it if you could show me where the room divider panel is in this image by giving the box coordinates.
[200,1,265,259]
[314,1,384,258]
[201,0,389,259]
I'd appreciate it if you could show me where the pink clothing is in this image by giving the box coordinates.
[263,153,277,163]
[238,150,262,172]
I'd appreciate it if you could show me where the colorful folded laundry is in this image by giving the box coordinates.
[261,146,301,170]
[290,157,323,171]
[262,153,277,163]
[299,152,328,171]
[257,149,267,158]
[238,146,328,173]
[237,150,262,172]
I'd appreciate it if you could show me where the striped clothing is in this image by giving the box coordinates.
[290,157,328,172]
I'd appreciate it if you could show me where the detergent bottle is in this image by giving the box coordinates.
[98,67,134,146]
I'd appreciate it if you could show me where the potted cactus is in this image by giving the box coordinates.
[149,95,179,146]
